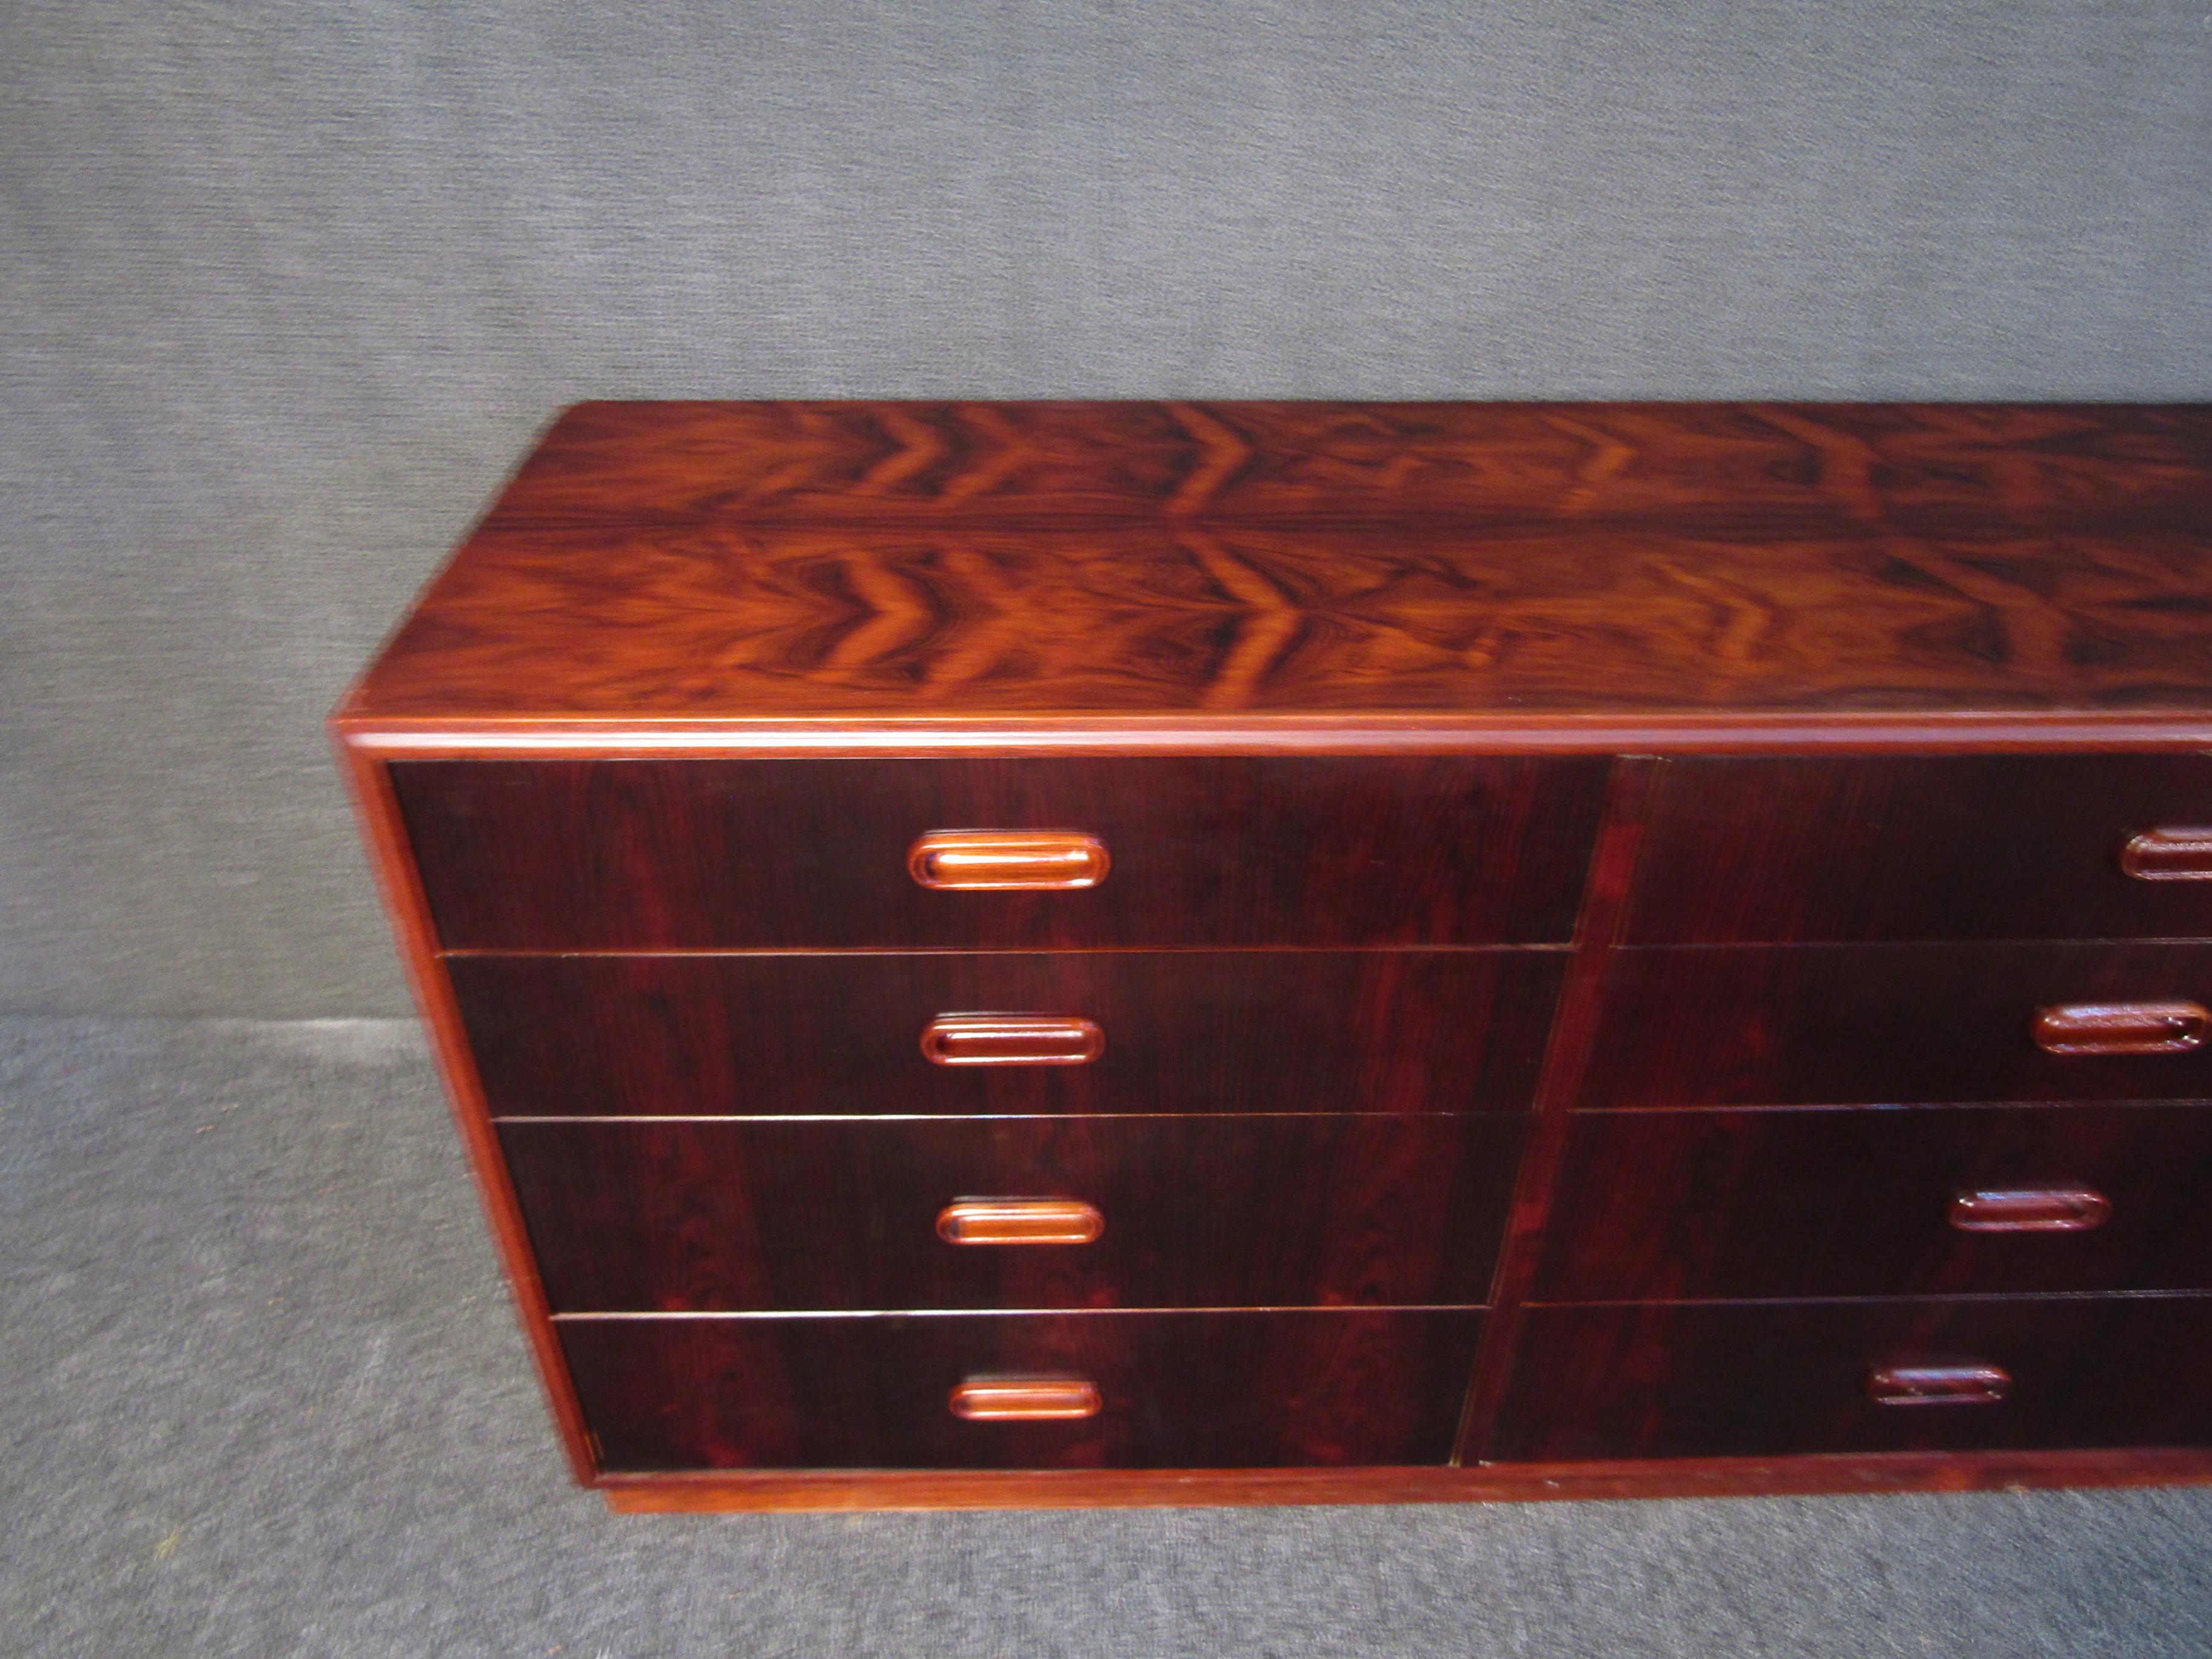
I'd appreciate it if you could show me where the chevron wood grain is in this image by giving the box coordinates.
[476,401,2212,529]
[333,400,2212,1512]
[339,401,2212,735]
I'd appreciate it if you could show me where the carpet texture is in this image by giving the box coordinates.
[4,1,2210,1018]
[6,1014,2212,1657]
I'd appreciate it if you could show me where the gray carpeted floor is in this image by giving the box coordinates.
[7,1015,2212,1657]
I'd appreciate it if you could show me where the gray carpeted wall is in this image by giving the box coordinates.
[5,1,2210,1017]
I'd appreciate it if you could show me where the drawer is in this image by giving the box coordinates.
[1626,756,2212,943]
[1532,1105,2212,1302]
[392,756,1607,949]
[1579,942,2212,1108]
[454,950,1564,1118]
[1492,1297,2212,1461]
[500,1115,1524,1311]
[560,1308,1484,1470]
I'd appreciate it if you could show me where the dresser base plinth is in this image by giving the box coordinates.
[595,1447,2212,1513]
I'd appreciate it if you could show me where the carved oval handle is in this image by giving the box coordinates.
[908,831,1109,891]
[1866,1363,2012,1407]
[2120,828,2212,881]
[921,1014,1104,1067]
[2033,1000,2208,1056]
[1955,1185,2105,1238]
[948,1376,1102,1421]
[1950,1184,2111,1232]
[937,1199,1105,1246]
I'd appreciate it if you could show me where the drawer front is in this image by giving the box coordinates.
[1493,1297,2212,1461]
[501,1115,1524,1311]
[392,756,1607,949]
[1627,756,2212,943]
[1532,1105,2212,1302]
[454,950,1564,1118]
[561,1309,1484,1470]
[1579,942,2212,1108]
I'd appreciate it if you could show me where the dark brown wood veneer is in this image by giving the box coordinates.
[499,1114,1524,1312]
[1530,1104,2212,1302]
[334,400,2212,1510]
[1492,1298,2212,1462]
[1627,756,2212,943]
[390,756,1604,950]
[560,1309,1485,1471]
[1576,942,2212,1108]
[449,950,1566,1118]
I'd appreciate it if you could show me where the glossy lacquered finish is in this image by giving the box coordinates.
[1865,1364,2013,1408]
[909,831,1111,891]
[937,1200,1106,1246]
[393,756,1606,950]
[334,400,2212,1510]
[949,1377,1103,1420]
[1949,1186,2111,1233]
[1529,1105,2212,1302]
[449,950,1564,1118]
[1577,943,2212,1108]
[466,402,2212,533]
[919,1014,1104,1067]
[498,1114,1523,1312]
[2121,828,2212,881]
[338,402,2212,740]
[1490,1297,2212,1461]
[559,1309,1484,1470]
[1627,756,2212,942]
[2031,1000,2208,1056]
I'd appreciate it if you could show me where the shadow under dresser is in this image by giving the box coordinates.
[333,399,2212,1510]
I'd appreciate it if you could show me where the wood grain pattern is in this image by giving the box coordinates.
[1577,942,2212,1108]
[558,1309,1483,1470]
[1627,756,2212,942]
[1530,1105,2212,1302]
[1492,1296,2212,1461]
[498,1114,1523,1312]
[340,523,2212,732]
[338,402,2212,735]
[326,743,602,1484]
[597,1446,2212,1510]
[392,756,1606,950]
[474,401,2212,530]
[332,400,2212,1508]
[450,950,1565,1118]
[1452,757,1664,1461]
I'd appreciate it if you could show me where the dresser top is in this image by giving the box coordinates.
[338,400,2212,751]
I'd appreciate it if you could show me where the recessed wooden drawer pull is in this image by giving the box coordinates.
[2120,828,2212,881]
[2032,1000,2208,1056]
[948,1376,1103,1421]
[908,831,1110,891]
[937,1199,1105,1246]
[1865,1363,2012,1407]
[1949,1184,2111,1232]
[920,1013,1105,1067]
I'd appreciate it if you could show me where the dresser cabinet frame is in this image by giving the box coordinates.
[335,720,2212,1512]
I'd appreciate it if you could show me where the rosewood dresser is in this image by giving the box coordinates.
[333,400,2212,1512]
